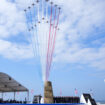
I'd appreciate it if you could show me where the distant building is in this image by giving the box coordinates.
[33,95,42,103]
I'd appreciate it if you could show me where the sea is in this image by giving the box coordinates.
[97,100,105,105]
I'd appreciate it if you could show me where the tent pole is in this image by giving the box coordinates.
[14,92,16,100]
[2,92,4,99]
[27,91,29,102]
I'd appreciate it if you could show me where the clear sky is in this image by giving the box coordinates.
[0,0,105,101]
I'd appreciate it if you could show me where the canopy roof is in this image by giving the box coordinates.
[0,72,28,92]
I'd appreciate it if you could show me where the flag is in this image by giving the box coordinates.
[75,88,78,95]
[17,92,19,95]
[31,89,34,94]
[60,89,62,96]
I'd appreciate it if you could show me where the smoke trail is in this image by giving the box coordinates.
[24,0,61,82]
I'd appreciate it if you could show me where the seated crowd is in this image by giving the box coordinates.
[0,98,27,103]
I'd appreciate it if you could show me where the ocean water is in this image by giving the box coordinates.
[96,100,105,104]
[97,101,105,104]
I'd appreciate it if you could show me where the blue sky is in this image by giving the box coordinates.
[0,0,105,101]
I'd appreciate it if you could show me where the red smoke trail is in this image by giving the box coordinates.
[47,6,57,77]
[47,8,60,78]
[46,3,53,81]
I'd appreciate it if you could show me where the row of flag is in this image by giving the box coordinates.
[16,89,34,95]
[59,89,78,96]
[3,89,93,96]
[15,89,78,96]
[60,88,93,96]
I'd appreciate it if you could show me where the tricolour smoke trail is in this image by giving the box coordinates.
[46,2,53,81]
[37,0,45,80]
[24,1,42,80]
[39,0,46,81]
[28,6,37,56]
[24,0,61,82]
[45,0,49,81]
[24,8,36,57]
[47,7,61,78]
[32,2,39,56]
[47,5,57,79]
